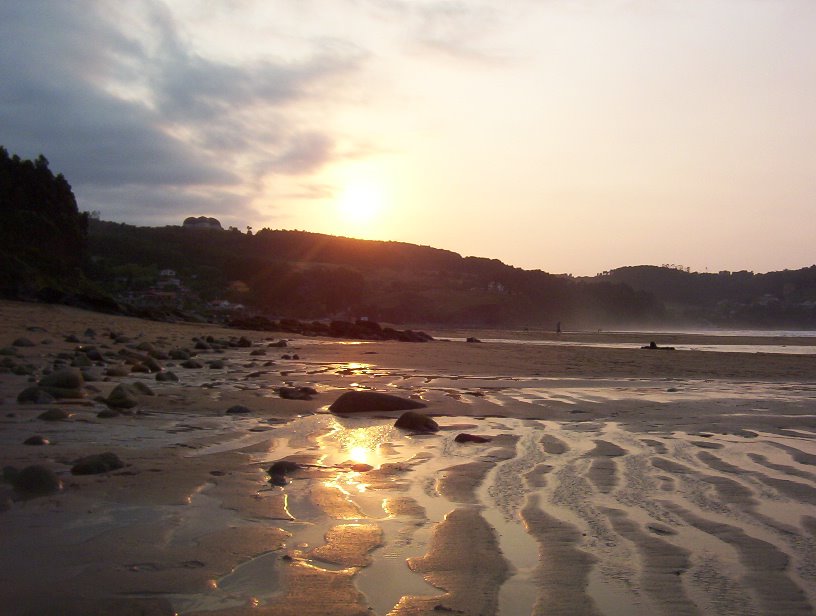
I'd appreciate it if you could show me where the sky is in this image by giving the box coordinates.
[1,1,814,276]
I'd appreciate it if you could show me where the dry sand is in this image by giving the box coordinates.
[0,300,815,615]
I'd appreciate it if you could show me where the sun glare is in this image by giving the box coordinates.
[338,181,384,224]
[349,446,370,464]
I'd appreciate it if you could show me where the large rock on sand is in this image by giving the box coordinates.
[38,369,84,398]
[10,465,62,495]
[105,384,140,409]
[329,391,426,414]
[71,452,125,475]
[394,411,439,433]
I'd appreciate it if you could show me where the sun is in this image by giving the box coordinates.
[337,180,384,225]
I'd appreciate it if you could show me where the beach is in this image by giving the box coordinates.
[1,300,815,616]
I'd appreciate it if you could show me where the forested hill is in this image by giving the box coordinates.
[588,265,816,328]
[87,220,662,327]
[4,147,814,328]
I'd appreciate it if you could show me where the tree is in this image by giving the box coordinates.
[0,147,89,295]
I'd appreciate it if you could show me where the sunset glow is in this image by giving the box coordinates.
[2,2,814,274]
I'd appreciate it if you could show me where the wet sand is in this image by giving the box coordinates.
[0,300,815,615]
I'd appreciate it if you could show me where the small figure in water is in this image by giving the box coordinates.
[556,321,561,334]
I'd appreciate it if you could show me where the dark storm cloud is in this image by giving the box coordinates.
[0,1,363,223]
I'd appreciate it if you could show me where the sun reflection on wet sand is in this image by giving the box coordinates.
[314,419,404,517]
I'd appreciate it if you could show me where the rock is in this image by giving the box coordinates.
[169,349,191,360]
[226,405,252,414]
[84,328,97,338]
[268,340,288,348]
[641,341,676,350]
[80,367,104,382]
[84,348,104,362]
[454,433,492,443]
[181,359,204,369]
[131,382,154,396]
[23,435,50,446]
[17,386,55,404]
[10,465,62,495]
[207,359,226,369]
[155,371,179,382]
[250,349,266,356]
[97,409,121,418]
[38,408,72,421]
[12,337,35,347]
[71,452,125,475]
[278,386,317,400]
[395,411,439,433]
[237,336,253,348]
[268,460,301,485]
[105,364,131,377]
[11,363,35,376]
[71,354,92,368]
[329,391,427,414]
[106,384,139,409]
[466,337,482,343]
[38,369,84,398]
[143,357,163,372]
[64,334,81,343]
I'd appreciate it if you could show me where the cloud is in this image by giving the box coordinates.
[359,0,512,62]
[0,0,366,223]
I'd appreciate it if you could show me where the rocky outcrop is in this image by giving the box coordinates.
[329,391,426,414]
[395,411,439,433]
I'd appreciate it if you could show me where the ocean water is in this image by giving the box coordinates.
[443,330,816,356]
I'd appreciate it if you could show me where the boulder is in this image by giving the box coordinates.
[278,386,317,400]
[71,354,92,368]
[10,465,62,495]
[131,382,154,396]
[106,384,139,409]
[268,459,301,485]
[454,433,492,443]
[466,337,482,343]
[17,386,55,404]
[38,408,72,421]
[23,435,50,446]
[181,359,204,369]
[105,364,131,377]
[395,411,439,433]
[38,369,84,398]
[155,371,179,382]
[237,336,253,348]
[71,452,125,475]
[268,340,288,348]
[226,405,252,415]
[12,337,35,347]
[329,391,427,414]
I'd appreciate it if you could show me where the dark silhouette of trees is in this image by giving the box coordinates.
[0,147,89,296]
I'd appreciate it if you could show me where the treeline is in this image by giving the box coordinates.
[87,220,662,327]
[0,147,88,296]
[591,266,816,328]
